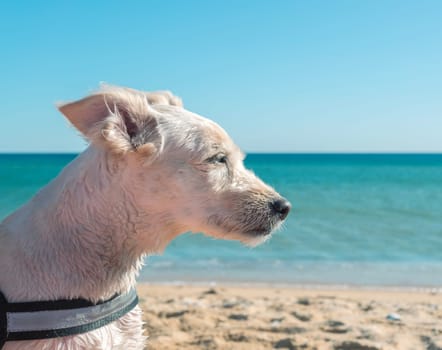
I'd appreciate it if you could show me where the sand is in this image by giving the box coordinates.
[137,284,442,350]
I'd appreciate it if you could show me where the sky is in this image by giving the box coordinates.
[0,0,441,153]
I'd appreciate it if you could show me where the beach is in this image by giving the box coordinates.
[138,284,442,350]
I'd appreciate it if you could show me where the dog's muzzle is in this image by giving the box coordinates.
[0,289,138,348]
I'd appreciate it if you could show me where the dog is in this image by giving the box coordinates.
[0,85,290,349]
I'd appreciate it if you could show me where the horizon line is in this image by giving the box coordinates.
[1,151,442,155]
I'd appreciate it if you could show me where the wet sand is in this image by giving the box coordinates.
[138,284,442,349]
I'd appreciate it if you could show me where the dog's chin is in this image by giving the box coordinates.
[204,216,283,247]
[225,223,281,247]
[240,232,273,247]
[245,218,287,245]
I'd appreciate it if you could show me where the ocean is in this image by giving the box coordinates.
[1,153,441,287]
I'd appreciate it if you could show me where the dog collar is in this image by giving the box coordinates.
[0,289,138,347]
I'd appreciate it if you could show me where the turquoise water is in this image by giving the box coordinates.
[1,154,442,286]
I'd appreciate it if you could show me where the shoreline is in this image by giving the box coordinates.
[138,283,442,349]
[140,259,442,288]
[139,281,442,294]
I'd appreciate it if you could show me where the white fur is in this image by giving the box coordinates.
[0,85,289,349]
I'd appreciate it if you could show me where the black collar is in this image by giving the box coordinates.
[0,289,138,348]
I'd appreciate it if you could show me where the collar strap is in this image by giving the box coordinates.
[0,289,138,346]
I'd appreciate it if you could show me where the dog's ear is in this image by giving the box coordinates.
[119,86,183,108]
[58,86,163,158]
[58,94,112,137]
[144,91,183,108]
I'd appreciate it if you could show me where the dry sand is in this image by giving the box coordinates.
[138,284,442,350]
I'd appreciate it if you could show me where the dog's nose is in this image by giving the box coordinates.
[270,198,291,220]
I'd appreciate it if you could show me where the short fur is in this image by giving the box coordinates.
[0,85,290,349]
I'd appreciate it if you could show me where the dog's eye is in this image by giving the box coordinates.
[216,154,227,164]
[206,153,228,164]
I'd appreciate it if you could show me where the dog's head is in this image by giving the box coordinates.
[58,85,290,248]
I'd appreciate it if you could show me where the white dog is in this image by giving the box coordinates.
[0,85,290,349]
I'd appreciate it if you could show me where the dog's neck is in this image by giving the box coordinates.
[0,147,181,303]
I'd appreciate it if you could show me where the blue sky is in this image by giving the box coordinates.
[1,0,441,153]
